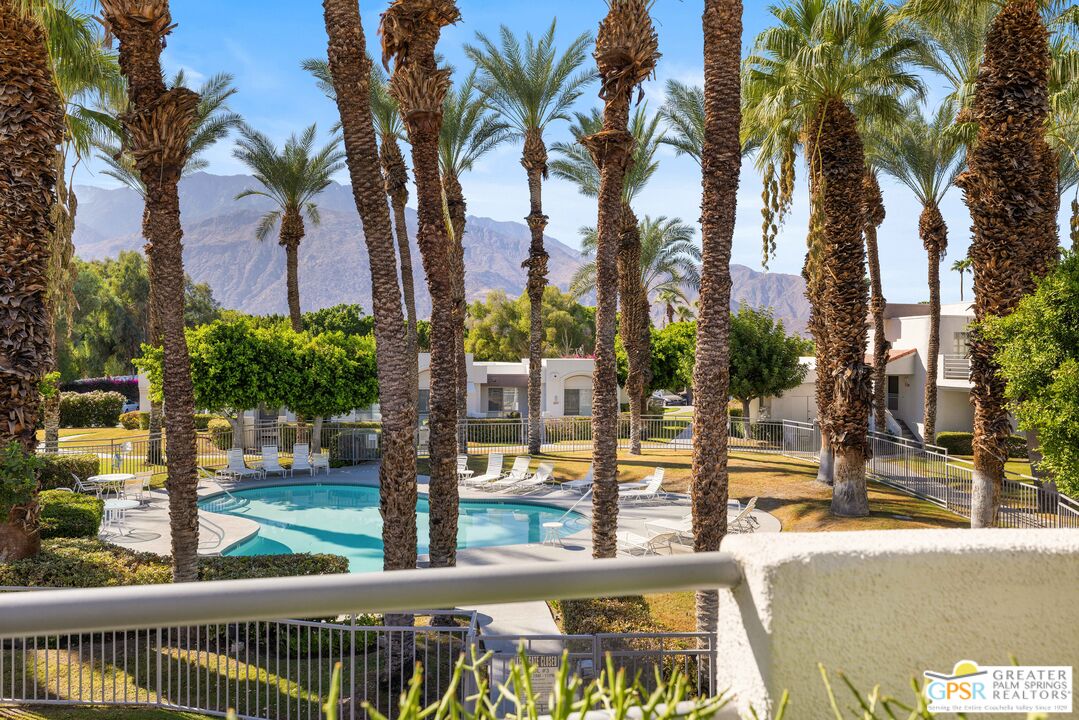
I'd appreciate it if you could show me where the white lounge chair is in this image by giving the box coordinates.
[258,445,292,477]
[730,497,759,533]
[617,530,679,556]
[456,454,474,483]
[292,444,315,476]
[504,462,555,495]
[482,456,532,491]
[215,449,265,481]
[618,474,665,504]
[559,465,593,494]
[311,452,330,475]
[464,454,503,487]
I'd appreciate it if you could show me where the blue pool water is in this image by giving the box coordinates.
[200,484,588,573]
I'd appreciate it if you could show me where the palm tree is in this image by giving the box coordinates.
[233,125,345,332]
[954,0,1057,527]
[552,104,664,454]
[692,0,744,645]
[380,0,460,571]
[33,1,124,455]
[96,71,240,466]
[951,257,972,300]
[581,0,659,559]
[0,0,64,561]
[98,0,202,581]
[656,287,684,326]
[302,58,420,384]
[440,71,512,430]
[465,21,593,455]
[659,78,761,161]
[744,0,924,516]
[322,0,418,669]
[859,167,889,433]
[873,99,965,445]
[571,217,701,302]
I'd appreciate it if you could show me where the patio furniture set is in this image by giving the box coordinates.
[214,444,330,482]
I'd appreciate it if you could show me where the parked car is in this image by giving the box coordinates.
[122,401,140,414]
[651,390,686,407]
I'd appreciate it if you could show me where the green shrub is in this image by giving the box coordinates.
[38,490,103,539]
[0,537,348,588]
[555,595,655,635]
[118,411,148,430]
[59,390,126,427]
[935,431,1028,459]
[37,454,100,490]
[207,418,233,450]
[0,443,41,517]
[193,414,216,431]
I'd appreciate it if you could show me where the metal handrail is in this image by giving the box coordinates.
[0,553,740,638]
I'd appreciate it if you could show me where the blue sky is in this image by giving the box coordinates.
[74,1,1064,305]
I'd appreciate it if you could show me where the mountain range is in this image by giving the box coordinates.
[72,172,810,334]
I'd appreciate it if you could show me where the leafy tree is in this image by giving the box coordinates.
[302,304,373,337]
[184,278,222,328]
[649,321,697,394]
[465,288,594,362]
[983,252,1079,496]
[728,306,810,436]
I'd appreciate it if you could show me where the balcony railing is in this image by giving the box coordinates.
[941,353,971,380]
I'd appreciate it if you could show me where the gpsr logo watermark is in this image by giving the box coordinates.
[924,661,1072,714]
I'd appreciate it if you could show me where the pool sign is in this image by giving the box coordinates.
[525,654,561,712]
[924,660,1072,714]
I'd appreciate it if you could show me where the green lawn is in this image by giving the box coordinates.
[34,428,148,444]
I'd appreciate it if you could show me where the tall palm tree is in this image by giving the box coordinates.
[693,0,743,645]
[98,0,202,581]
[571,217,700,302]
[552,104,664,453]
[659,78,761,161]
[465,21,593,455]
[744,0,924,516]
[0,0,64,561]
[873,99,965,445]
[233,124,345,332]
[860,167,888,433]
[440,71,512,429]
[302,58,419,383]
[380,0,460,571]
[951,257,972,300]
[954,0,1056,527]
[96,71,240,466]
[322,0,418,668]
[582,0,659,559]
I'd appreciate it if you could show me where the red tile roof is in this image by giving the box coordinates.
[863,347,917,365]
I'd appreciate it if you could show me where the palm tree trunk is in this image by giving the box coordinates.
[921,203,948,445]
[382,0,459,570]
[958,271,964,302]
[805,258,833,485]
[618,204,649,455]
[863,171,888,434]
[323,0,418,668]
[280,211,306,332]
[693,0,741,649]
[808,100,871,518]
[0,1,63,459]
[100,0,203,580]
[957,0,1054,528]
[380,137,419,397]
[146,263,164,464]
[585,0,659,560]
[443,171,469,445]
[522,130,549,455]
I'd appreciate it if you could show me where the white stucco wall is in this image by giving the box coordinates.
[715,529,1079,719]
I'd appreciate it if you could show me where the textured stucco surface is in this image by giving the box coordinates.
[716,529,1079,719]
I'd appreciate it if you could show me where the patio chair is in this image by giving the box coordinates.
[482,456,533,491]
[215,448,265,482]
[120,472,152,505]
[456,454,474,483]
[464,453,503,487]
[559,465,593,494]
[311,452,331,475]
[730,497,759,533]
[505,462,556,495]
[258,445,292,478]
[618,474,665,504]
[617,530,679,556]
[292,444,316,476]
[70,472,94,494]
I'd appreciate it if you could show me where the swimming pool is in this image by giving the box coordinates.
[200,483,588,573]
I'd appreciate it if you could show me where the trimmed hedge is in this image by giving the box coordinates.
[60,376,139,403]
[207,418,233,450]
[194,414,215,431]
[37,454,100,490]
[935,431,1028,459]
[555,596,655,635]
[0,538,349,588]
[119,411,148,430]
[38,490,104,539]
[59,390,125,427]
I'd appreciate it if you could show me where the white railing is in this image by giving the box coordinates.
[0,555,737,718]
[941,353,971,381]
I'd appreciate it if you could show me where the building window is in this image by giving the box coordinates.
[564,388,592,416]
[418,389,430,416]
[953,332,970,356]
[887,376,899,412]
[487,387,518,415]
